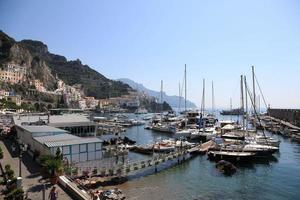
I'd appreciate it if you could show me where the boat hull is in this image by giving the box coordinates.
[208,151,255,162]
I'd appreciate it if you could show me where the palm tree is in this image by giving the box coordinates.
[40,155,63,184]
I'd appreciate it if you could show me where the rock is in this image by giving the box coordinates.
[216,160,237,175]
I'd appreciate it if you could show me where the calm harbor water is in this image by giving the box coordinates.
[114,114,300,200]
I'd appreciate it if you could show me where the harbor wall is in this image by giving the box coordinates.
[268,109,300,127]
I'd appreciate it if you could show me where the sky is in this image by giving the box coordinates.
[1,0,300,109]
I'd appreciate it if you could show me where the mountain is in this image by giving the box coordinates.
[118,78,197,109]
[0,31,131,99]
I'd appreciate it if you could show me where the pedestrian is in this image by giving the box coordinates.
[48,186,58,200]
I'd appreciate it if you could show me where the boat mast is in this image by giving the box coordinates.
[258,95,261,114]
[244,76,248,132]
[252,66,257,129]
[241,75,245,130]
[178,82,181,114]
[212,81,215,116]
[160,80,163,121]
[230,97,232,121]
[202,79,206,131]
[184,64,187,113]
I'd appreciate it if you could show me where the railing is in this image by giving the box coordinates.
[70,148,191,178]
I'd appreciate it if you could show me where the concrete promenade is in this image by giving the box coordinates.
[0,139,72,200]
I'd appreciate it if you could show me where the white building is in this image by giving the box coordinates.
[14,124,102,163]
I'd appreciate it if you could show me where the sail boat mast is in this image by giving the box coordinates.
[178,82,181,114]
[230,97,232,121]
[252,66,256,112]
[160,80,163,121]
[244,76,248,132]
[252,66,257,129]
[202,79,206,131]
[185,64,187,113]
[241,75,245,130]
[212,81,215,115]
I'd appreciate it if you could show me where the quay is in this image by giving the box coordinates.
[73,145,204,178]
[67,141,215,195]
[259,114,300,141]
[268,108,300,127]
[188,140,214,154]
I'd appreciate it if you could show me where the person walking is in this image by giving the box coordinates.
[48,186,58,200]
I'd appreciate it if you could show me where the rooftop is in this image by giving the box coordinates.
[13,114,93,126]
[49,121,97,127]
[33,133,102,148]
[19,125,68,134]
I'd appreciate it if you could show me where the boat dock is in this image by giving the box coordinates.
[262,116,300,130]
[188,140,214,154]
[72,141,216,181]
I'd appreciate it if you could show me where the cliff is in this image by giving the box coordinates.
[0,31,131,98]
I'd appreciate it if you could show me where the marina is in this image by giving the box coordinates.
[1,2,300,199]
[114,114,300,200]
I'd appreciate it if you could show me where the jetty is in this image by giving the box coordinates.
[67,142,214,190]
[188,140,214,154]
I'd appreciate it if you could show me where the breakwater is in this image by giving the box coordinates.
[268,109,300,127]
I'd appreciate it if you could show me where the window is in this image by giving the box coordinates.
[88,152,95,161]
[79,153,87,162]
[71,145,79,154]
[88,143,95,152]
[63,146,70,155]
[80,144,86,153]
[96,143,101,151]
[71,154,79,163]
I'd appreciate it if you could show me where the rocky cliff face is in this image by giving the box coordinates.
[0,31,131,98]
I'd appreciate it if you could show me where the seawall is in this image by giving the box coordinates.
[268,109,300,127]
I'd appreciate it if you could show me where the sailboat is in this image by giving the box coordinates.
[175,65,198,138]
[208,73,279,161]
[151,80,176,134]
[189,80,217,141]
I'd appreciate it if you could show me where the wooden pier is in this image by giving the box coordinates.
[188,140,214,154]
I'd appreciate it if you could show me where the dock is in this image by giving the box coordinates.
[263,116,300,130]
[188,140,214,154]
[69,143,209,187]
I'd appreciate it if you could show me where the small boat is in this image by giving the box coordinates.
[174,129,197,139]
[208,150,256,162]
[220,108,246,116]
[135,108,148,114]
[221,131,245,141]
[246,135,281,147]
[143,116,152,121]
[197,127,217,141]
[151,124,176,133]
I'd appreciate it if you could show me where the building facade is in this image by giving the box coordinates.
[0,63,27,84]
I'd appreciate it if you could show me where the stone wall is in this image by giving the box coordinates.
[268,109,300,127]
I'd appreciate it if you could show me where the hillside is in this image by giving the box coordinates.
[0,31,131,99]
[118,78,197,109]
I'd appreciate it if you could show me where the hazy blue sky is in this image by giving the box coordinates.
[1,0,300,108]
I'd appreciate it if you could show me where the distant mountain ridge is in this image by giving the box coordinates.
[118,78,197,109]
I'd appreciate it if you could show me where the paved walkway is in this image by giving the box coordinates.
[0,139,72,200]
